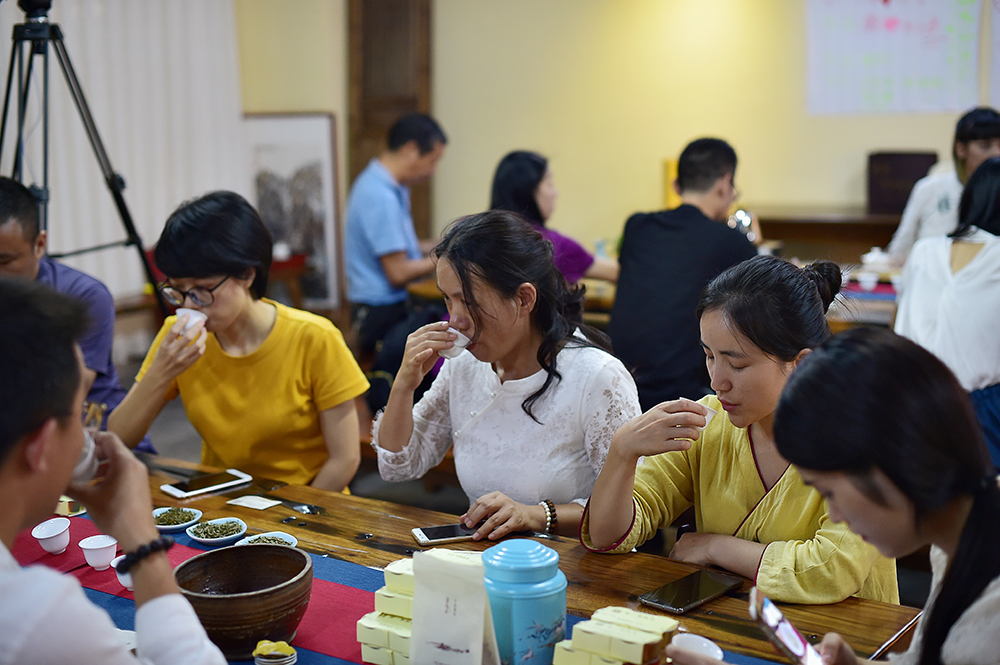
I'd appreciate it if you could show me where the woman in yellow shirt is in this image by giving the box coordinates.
[108,192,369,490]
[583,255,897,604]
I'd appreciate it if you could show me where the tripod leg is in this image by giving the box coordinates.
[0,37,21,161]
[49,26,167,316]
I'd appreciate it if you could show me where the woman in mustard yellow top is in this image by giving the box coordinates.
[583,256,898,604]
[108,192,369,490]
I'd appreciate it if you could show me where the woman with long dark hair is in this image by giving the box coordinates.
[109,192,369,491]
[490,150,619,283]
[584,255,897,604]
[372,210,639,539]
[894,155,1000,468]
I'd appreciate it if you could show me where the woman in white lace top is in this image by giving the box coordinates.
[372,211,640,541]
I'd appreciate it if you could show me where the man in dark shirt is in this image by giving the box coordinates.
[611,138,757,411]
[0,177,153,451]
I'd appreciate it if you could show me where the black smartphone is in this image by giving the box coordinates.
[160,469,252,499]
[411,522,483,545]
[638,569,742,614]
[749,587,823,665]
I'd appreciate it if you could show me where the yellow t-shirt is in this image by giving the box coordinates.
[137,300,369,485]
[581,395,898,605]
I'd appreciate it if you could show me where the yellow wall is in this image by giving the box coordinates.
[235,1,993,250]
[234,0,349,207]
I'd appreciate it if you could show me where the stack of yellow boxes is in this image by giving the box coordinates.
[356,558,414,665]
[554,606,679,665]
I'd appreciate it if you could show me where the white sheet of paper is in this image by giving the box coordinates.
[411,549,499,665]
[226,495,282,510]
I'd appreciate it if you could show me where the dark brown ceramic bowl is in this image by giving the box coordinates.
[174,544,313,660]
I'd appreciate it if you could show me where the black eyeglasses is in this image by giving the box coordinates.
[159,276,230,307]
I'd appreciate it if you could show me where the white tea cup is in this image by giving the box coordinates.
[31,517,71,555]
[175,308,208,331]
[439,328,471,359]
[671,633,724,660]
[79,534,118,571]
[856,271,879,291]
[112,554,134,590]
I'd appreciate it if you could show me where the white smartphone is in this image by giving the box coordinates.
[159,469,252,499]
[411,522,480,545]
[749,587,823,665]
[638,569,742,614]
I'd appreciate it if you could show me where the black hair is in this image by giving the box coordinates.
[489,150,548,226]
[953,107,1000,182]
[387,113,447,154]
[676,138,737,194]
[0,277,87,466]
[434,210,611,422]
[773,327,1000,665]
[154,191,273,299]
[951,156,1000,238]
[0,176,41,240]
[696,255,841,362]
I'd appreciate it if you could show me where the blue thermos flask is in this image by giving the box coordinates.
[482,538,567,665]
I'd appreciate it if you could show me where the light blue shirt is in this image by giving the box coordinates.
[345,159,422,305]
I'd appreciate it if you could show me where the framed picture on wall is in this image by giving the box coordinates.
[244,112,341,309]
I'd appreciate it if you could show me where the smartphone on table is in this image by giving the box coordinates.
[638,569,743,614]
[411,522,483,545]
[160,469,252,499]
[749,586,823,665]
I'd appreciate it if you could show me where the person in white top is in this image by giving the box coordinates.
[667,327,1000,665]
[0,277,225,665]
[373,210,641,541]
[886,107,1000,265]
[894,156,1000,469]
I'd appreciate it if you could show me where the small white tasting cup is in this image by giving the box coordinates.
[671,633,724,660]
[701,405,718,430]
[175,308,208,331]
[438,328,471,359]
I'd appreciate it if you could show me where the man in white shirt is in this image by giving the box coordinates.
[0,277,225,665]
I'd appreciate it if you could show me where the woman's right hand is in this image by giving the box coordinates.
[610,399,710,462]
[147,314,207,381]
[394,321,456,393]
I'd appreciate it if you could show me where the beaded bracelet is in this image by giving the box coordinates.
[539,499,558,534]
[116,535,175,575]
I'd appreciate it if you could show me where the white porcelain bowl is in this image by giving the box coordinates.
[79,534,118,570]
[671,633,724,660]
[111,554,134,590]
[186,518,248,546]
[31,517,71,554]
[236,531,298,547]
[152,506,202,533]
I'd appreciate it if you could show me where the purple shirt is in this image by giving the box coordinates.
[36,257,154,452]
[536,225,595,283]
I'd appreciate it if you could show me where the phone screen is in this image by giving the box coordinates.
[749,587,823,665]
[638,569,742,613]
[168,471,248,494]
[415,523,479,542]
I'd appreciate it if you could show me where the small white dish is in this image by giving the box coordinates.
[175,307,208,330]
[111,555,134,590]
[152,506,202,533]
[31,516,71,554]
[186,517,247,546]
[671,632,724,660]
[79,534,118,571]
[236,531,298,547]
[438,327,471,359]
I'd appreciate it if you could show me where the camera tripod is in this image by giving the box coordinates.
[0,2,166,314]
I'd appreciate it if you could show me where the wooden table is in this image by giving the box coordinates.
[147,458,920,663]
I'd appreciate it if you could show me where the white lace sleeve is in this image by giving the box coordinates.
[575,355,641,504]
[372,361,454,482]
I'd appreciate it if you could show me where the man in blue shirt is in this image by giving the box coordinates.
[345,113,447,357]
[0,177,153,452]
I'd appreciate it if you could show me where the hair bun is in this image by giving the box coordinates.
[803,261,842,312]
